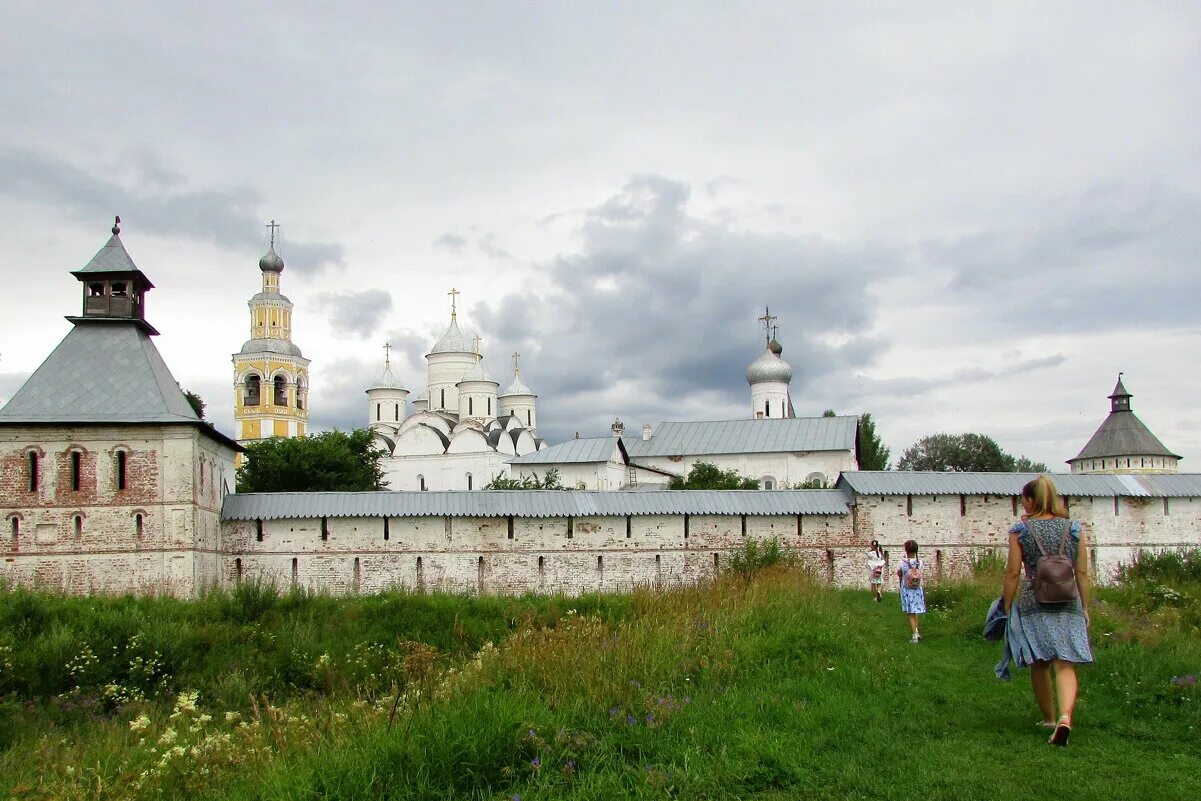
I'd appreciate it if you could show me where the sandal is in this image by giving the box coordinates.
[1037,720,1057,728]
[1048,717,1071,747]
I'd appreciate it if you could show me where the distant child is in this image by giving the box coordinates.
[896,539,926,642]
[866,540,886,602]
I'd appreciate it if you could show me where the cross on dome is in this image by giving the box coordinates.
[448,287,460,318]
[758,306,777,344]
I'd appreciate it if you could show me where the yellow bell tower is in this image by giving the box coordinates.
[232,221,310,455]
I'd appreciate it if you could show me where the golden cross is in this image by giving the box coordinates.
[513,352,521,377]
[472,334,482,355]
[758,306,776,343]
[383,341,392,365]
[448,287,460,317]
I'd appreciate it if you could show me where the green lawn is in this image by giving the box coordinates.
[2,557,1199,800]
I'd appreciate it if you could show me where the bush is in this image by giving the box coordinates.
[1117,549,1201,587]
[727,538,787,578]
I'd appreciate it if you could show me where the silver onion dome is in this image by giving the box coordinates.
[745,347,792,385]
[259,245,284,273]
[459,360,498,384]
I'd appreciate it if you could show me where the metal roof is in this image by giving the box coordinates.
[623,416,857,457]
[1071,411,1180,461]
[836,471,1201,498]
[74,233,142,274]
[0,323,201,425]
[428,316,474,355]
[510,437,622,465]
[222,489,853,520]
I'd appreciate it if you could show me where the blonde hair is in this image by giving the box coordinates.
[1021,474,1069,518]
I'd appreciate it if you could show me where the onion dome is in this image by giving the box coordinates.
[746,346,792,385]
[368,357,405,391]
[429,316,474,354]
[768,338,783,355]
[259,245,284,273]
[458,360,498,385]
[502,375,534,396]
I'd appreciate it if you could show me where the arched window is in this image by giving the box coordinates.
[394,403,399,419]
[273,375,288,407]
[244,375,261,406]
[296,377,307,410]
[526,409,532,426]
[70,451,82,491]
[765,400,771,417]
[116,451,127,491]
[9,516,18,547]
[418,474,426,491]
[466,473,473,490]
[487,398,492,416]
[762,478,775,490]
[469,397,474,416]
[440,388,446,409]
[74,515,83,539]
[134,513,144,539]
[28,451,39,492]
[376,403,381,421]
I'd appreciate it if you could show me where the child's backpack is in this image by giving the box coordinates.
[905,558,923,589]
[1031,519,1079,604]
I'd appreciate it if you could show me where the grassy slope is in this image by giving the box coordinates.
[220,573,1199,801]
[2,567,1199,801]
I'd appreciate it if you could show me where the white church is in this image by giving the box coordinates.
[365,301,861,491]
[365,290,547,492]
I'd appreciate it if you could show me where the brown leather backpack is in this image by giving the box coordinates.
[1031,519,1079,604]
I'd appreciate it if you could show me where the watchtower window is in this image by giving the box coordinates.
[89,283,105,297]
[418,475,426,491]
[70,451,82,491]
[321,516,329,541]
[28,452,38,492]
[74,515,83,539]
[10,516,18,544]
[116,451,127,491]
[255,519,264,542]
[273,376,287,406]
[111,282,127,297]
[244,375,261,406]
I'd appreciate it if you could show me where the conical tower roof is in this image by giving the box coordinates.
[1072,377,1180,461]
[428,315,475,355]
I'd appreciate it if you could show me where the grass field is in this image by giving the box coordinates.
[2,548,1199,800]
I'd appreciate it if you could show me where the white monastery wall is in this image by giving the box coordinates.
[633,451,855,488]
[515,461,628,491]
[382,452,512,492]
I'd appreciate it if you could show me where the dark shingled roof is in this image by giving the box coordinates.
[1071,378,1180,462]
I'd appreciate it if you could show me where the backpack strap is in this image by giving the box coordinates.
[1027,520,1049,557]
[1058,518,1071,555]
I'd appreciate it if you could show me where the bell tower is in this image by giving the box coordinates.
[232,221,310,454]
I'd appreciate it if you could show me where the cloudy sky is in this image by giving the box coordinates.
[2,1,1198,470]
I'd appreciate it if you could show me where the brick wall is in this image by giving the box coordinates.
[0,424,237,595]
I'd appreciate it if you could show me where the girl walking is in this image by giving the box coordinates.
[896,539,926,643]
[866,540,886,602]
[1002,475,1093,746]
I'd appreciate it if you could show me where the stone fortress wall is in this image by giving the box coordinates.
[6,474,1199,597]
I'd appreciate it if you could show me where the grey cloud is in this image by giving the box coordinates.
[314,289,393,338]
[930,182,1201,334]
[433,233,469,253]
[308,358,380,434]
[433,230,512,260]
[470,174,898,444]
[0,149,345,274]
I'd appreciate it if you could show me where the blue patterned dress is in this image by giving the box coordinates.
[898,557,926,614]
[1008,518,1094,665]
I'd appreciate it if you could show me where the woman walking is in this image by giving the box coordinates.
[896,540,926,643]
[1002,474,1093,746]
[866,540,886,602]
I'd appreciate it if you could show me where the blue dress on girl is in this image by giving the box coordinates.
[1007,518,1094,666]
[898,557,927,614]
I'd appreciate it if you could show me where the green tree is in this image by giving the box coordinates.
[857,413,890,470]
[183,389,206,420]
[896,433,1048,473]
[236,429,386,492]
[483,469,567,490]
[822,409,837,417]
[668,462,760,490]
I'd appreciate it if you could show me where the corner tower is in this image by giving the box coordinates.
[232,221,310,451]
[1067,374,1181,474]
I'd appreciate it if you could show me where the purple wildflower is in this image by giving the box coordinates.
[531,757,541,768]
[626,714,637,726]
